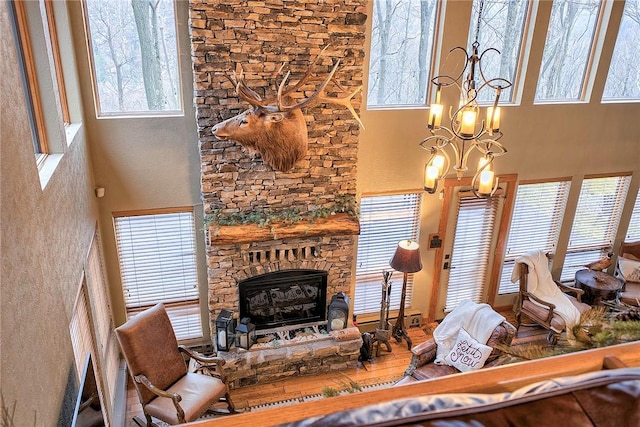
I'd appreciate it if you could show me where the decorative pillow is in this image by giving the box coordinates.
[444,328,493,372]
[616,257,640,283]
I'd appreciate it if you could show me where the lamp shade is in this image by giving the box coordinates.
[389,240,422,273]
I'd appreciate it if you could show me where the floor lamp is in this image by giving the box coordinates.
[389,240,422,350]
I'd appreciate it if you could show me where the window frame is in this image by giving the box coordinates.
[496,178,572,295]
[624,188,640,241]
[354,192,422,316]
[466,0,534,106]
[560,173,632,281]
[602,0,640,102]
[11,0,49,166]
[44,0,70,126]
[113,207,203,342]
[80,0,184,118]
[366,0,442,109]
[534,0,609,104]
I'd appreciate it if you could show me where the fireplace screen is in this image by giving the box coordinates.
[238,269,328,330]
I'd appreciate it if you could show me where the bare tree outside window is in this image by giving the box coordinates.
[603,0,640,101]
[535,0,602,102]
[467,0,529,104]
[367,0,438,107]
[84,0,181,115]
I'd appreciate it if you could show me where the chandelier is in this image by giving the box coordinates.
[419,0,512,198]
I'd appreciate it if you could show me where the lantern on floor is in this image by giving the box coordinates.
[327,292,350,331]
[215,309,236,352]
[235,317,256,350]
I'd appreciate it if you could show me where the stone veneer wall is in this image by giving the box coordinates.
[188,0,367,344]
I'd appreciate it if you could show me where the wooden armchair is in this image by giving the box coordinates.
[515,262,590,344]
[115,304,234,426]
[616,241,640,306]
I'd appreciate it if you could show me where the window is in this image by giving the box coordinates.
[83,0,181,115]
[445,194,499,311]
[602,0,640,101]
[85,231,118,412]
[498,180,571,294]
[626,189,640,241]
[354,193,422,315]
[114,209,202,341]
[561,175,631,281]
[10,0,49,164]
[367,0,439,107]
[467,0,530,104]
[535,0,603,102]
[44,0,70,125]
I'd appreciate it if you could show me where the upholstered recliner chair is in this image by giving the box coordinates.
[115,303,234,426]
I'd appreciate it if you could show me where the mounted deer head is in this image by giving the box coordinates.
[212,48,363,172]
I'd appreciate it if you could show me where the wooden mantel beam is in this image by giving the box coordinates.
[208,212,360,245]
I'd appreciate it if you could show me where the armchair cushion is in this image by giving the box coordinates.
[616,257,640,283]
[444,328,493,372]
[144,373,227,425]
[522,296,590,333]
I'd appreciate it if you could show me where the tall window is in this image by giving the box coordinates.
[10,1,49,164]
[354,193,422,315]
[367,0,439,107]
[83,0,181,115]
[445,195,499,311]
[498,180,571,294]
[626,189,640,241]
[114,209,202,341]
[603,0,640,101]
[535,0,603,102]
[467,0,530,104]
[561,175,631,281]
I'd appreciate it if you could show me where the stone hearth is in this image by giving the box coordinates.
[217,327,362,387]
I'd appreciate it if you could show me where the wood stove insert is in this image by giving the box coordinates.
[238,269,328,330]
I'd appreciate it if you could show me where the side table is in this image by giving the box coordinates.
[575,269,623,305]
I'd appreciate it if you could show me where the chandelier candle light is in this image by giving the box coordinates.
[420,0,512,198]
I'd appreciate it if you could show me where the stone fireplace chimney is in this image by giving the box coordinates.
[189,0,367,343]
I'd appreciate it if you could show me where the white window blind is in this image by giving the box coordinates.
[86,231,118,411]
[561,175,631,281]
[445,194,498,311]
[354,193,421,315]
[498,181,571,294]
[626,189,640,241]
[114,210,202,341]
[70,282,94,378]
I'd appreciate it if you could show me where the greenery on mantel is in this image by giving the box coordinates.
[204,194,359,229]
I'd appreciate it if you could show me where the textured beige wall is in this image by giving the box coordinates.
[1,3,98,425]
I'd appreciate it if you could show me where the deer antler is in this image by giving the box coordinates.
[318,86,364,129]
[224,46,364,128]
[225,63,269,108]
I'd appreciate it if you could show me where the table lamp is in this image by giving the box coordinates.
[389,239,422,349]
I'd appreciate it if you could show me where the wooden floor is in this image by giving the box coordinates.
[124,312,549,426]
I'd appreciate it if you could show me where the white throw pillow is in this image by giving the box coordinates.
[444,328,493,372]
[616,257,640,283]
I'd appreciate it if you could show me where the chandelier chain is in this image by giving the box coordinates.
[474,0,485,44]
